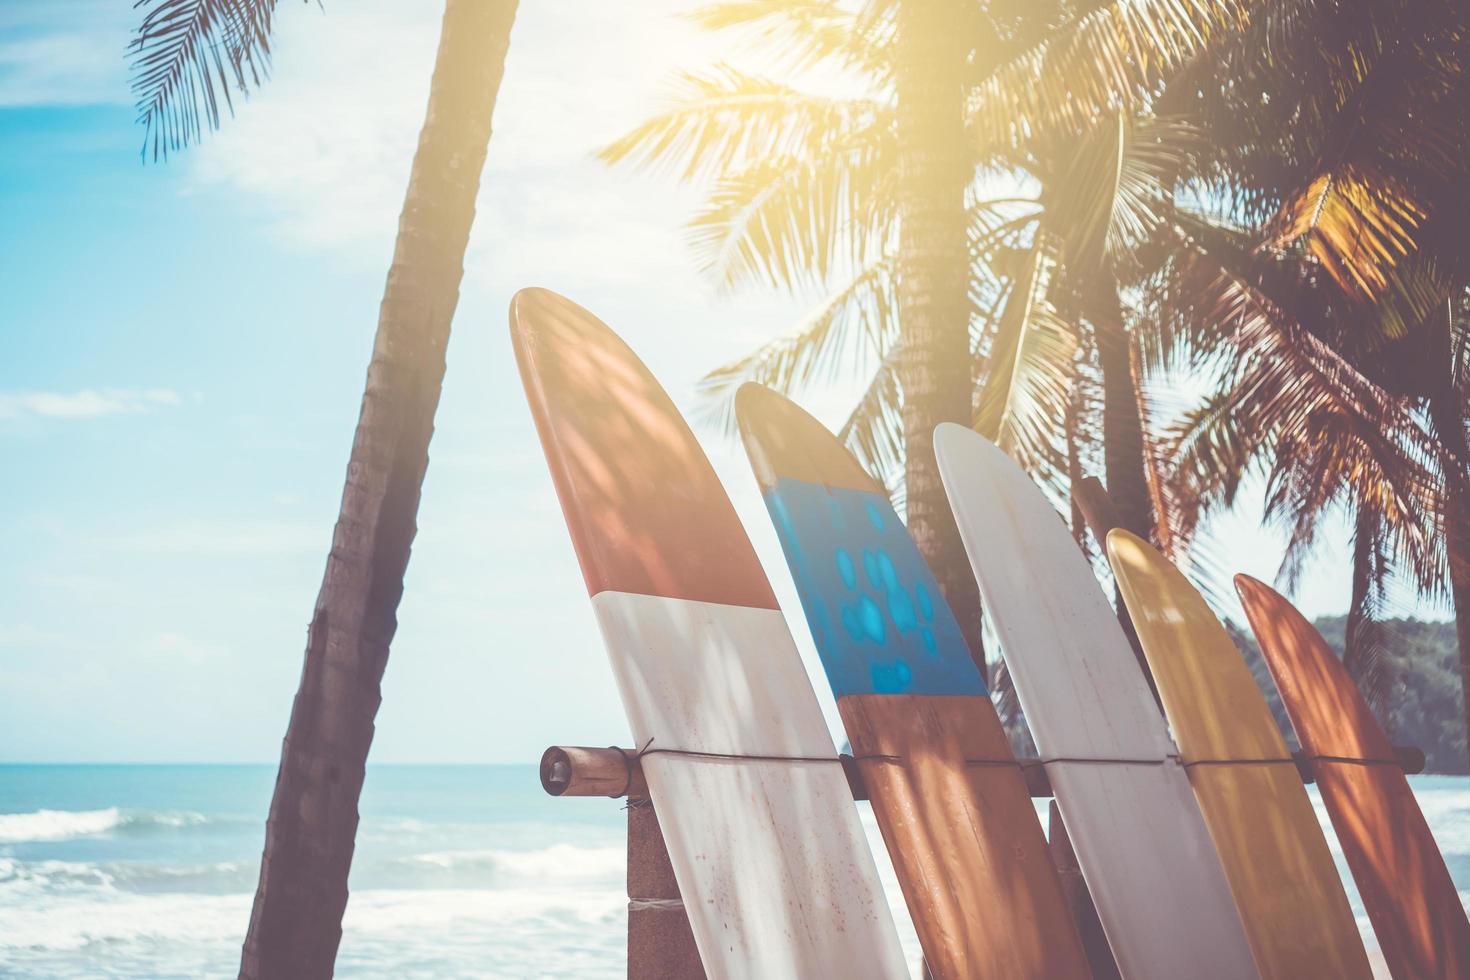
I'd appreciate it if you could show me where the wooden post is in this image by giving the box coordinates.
[626,798,705,979]
[1048,800,1121,980]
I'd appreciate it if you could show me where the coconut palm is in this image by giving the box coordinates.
[130,1,522,974]
[602,0,1248,676]
[1147,0,1470,753]
[1150,221,1449,701]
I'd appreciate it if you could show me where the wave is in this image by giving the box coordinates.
[0,843,624,902]
[0,807,208,844]
[352,843,624,892]
[0,885,627,972]
[0,856,256,901]
[409,844,623,880]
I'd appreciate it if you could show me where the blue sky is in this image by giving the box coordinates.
[0,0,1387,763]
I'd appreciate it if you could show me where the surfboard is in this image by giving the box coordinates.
[933,423,1257,980]
[1106,530,1370,978]
[1235,574,1470,980]
[735,384,1089,980]
[511,288,909,980]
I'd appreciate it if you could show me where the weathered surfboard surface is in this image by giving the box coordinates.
[1107,530,1370,979]
[933,423,1257,980]
[735,384,1089,980]
[1236,575,1470,980]
[512,288,908,980]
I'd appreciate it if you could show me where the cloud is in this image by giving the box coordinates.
[188,1,442,250]
[0,2,131,107]
[148,632,225,663]
[104,518,324,558]
[0,388,182,420]
[185,0,737,285]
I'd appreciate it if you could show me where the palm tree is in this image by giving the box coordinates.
[130,0,521,973]
[1151,222,1448,706]
[892,0,986,659]
[601,0,1248,675]
[1146,0,1470,757]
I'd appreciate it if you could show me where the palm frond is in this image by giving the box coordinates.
[130,0,286,160]
[688,0,893,76]
[1160,251,1447,606]
[972,231,1076,490]
[974,236,1049,436]
[1044,113,1200,276]
[696,254,899,431]
[837,348,905,491]
[597,66,887,183]
[967,0,1248,148]
[1277,169,1427,300]
[687,121,895,290]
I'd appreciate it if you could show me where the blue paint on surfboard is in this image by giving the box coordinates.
[763,476,986,697]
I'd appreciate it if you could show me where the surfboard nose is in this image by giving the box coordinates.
[508,285,565,336]
[736,383,875,492]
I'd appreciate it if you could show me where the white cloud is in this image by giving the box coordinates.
[0,2,130,107]
[148,632,225,663]
[185,0,739,287]
[0,388,182,420]
[188,1,442,249]
[105,518,324,558]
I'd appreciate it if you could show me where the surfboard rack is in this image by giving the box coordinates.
[540,743,1425,802]
[538,741,1424,979]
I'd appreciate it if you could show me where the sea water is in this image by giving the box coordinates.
[1,765,1467,978]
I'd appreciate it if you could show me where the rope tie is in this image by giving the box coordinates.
[628,898,684,912]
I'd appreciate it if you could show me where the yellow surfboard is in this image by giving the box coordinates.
[1106,529,1371,980]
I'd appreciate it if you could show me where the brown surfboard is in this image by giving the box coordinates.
[1236,574,1470,979]
[736,384,1090,979]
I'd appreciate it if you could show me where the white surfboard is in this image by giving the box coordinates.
[513,287,909,980]
[934,423,1257,980]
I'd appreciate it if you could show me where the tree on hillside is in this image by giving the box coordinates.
[129,1,521,974]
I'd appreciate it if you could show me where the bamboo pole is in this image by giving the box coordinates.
[539,745,1424,800]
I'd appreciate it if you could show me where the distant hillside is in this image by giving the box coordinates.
[994,616,1467,774]
[1227,616,1467,774]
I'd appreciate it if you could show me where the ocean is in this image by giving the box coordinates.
[1,765,1468,978]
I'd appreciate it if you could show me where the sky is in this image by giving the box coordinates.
[0,0,1396,764]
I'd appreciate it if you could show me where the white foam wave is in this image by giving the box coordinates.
[0,887,626,963]
[0,808,121,843]
[410,844,623,881]
[0,807,208,844]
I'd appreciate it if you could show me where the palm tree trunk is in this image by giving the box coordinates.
[1089,286,1154,541]
[238,3,517,976]
[1445,507,1470,773]
[893,0,984,675]
[1428,393,1470,772]
[1344,506,1388,715]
